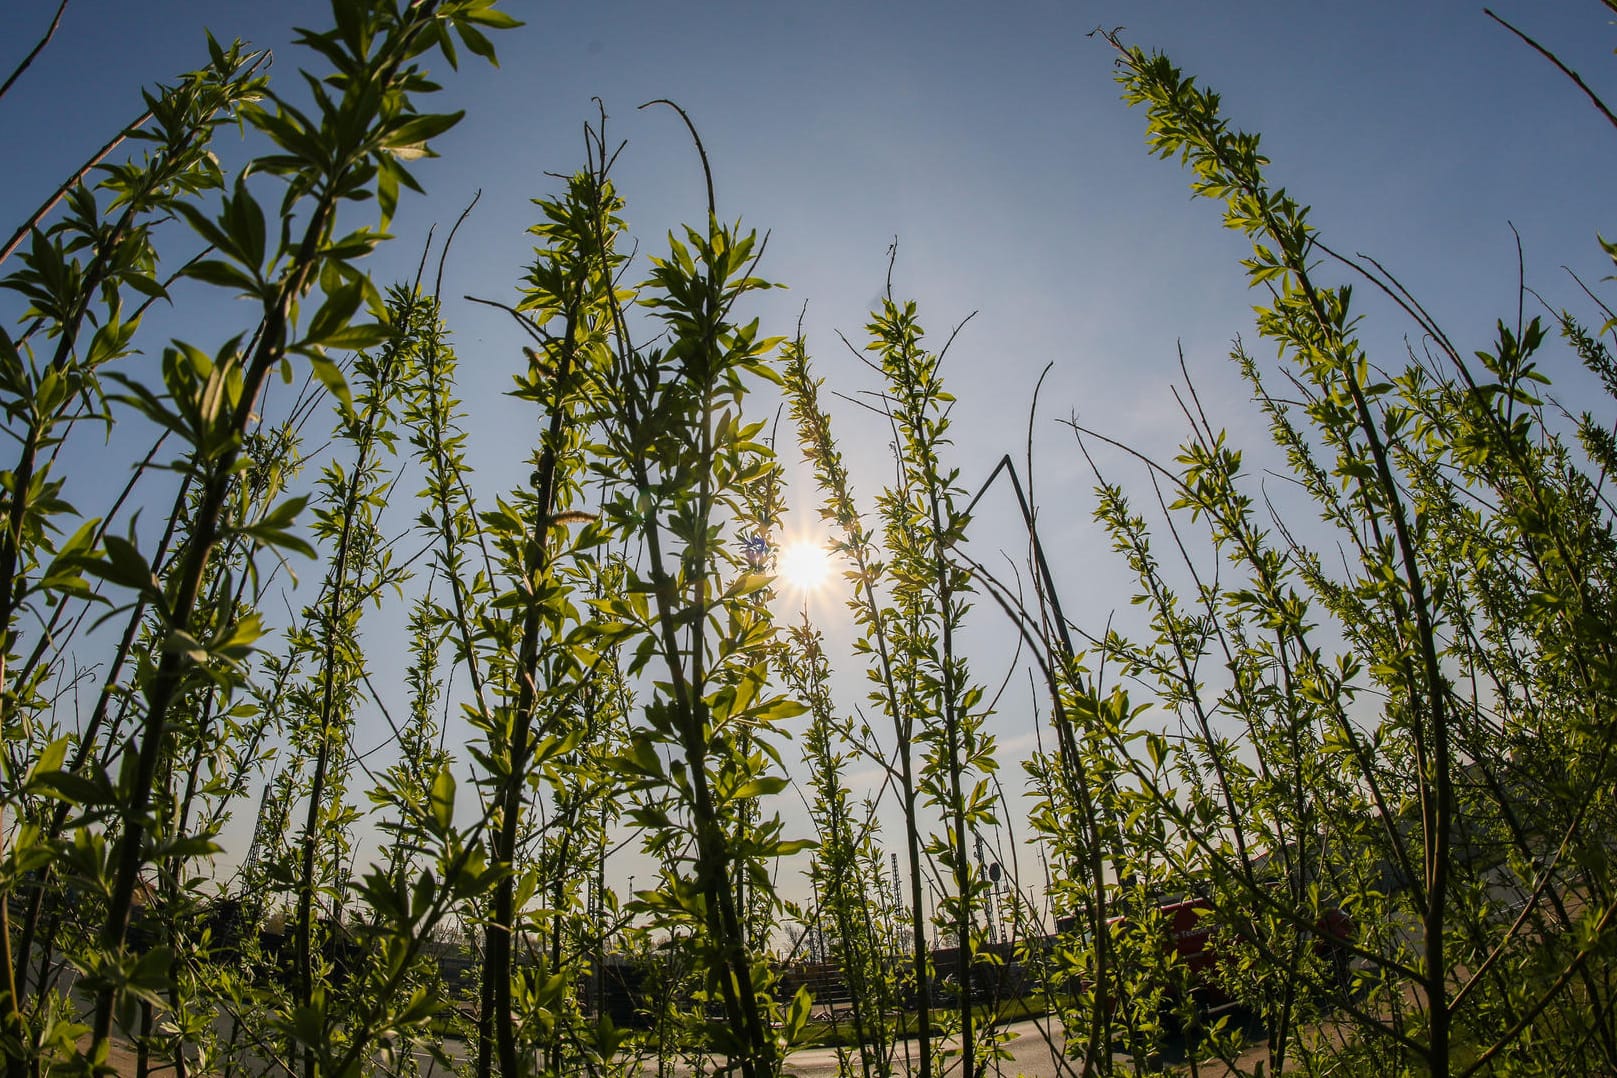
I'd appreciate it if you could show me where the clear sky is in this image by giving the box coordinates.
[4,1,1616,915]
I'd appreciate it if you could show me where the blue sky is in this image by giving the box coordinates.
[8,2,1613,509]
[4,1,1616,910]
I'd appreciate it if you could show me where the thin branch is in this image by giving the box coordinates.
[638,98,715,220]
[0,0,70,101]
[1486,8,1617,132]
[462,294,554,348]
[434,188,481,298]
[1,106,153,266]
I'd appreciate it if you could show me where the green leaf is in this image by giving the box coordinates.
[224,176,267,269]
[289,1002,325,1049]
[784,985,813,1045]
[430,764,456,833]
[732,776,788,800]
[82,534,160,598]
[238,510,317,559]
[749,697,808,725]
[32,769,112,808]
[460,6,524,29]
[163,629,210,663]
[594,1014,627,1058]
[319,321,393,350]
[303,281,365,347]
[123,272,170,302]
[382,111,465,156]
[151,833,223,860]
[183,259,260,295]
[129,946,175,996]
[456,23,498,65]
[623,737,664,779]
[173,201,235,259]
[306,353,352,412]
[32,737,69,779]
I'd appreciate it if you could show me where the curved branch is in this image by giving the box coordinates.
[638,97,715,219]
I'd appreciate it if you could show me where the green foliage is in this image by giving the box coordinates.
[6,6,1617,1078]
[781,290,1005,1078]
[777,616,902,1078]
[1005,28,1617,1078]
[586,158,801,1078]
[0,2,512,1075]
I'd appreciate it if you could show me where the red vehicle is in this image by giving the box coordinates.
[1063,891,1354,1018]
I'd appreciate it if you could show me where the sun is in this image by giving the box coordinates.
[776,539,834,593]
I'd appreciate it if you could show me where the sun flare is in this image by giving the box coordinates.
[776,539,834,593]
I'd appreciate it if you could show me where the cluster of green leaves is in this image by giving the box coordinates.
[780,291,1015,1078]
[587,178,807,1078]
[14,5,1617,1078]
[865,299,1004,1078]
[0,3,515,1076]
[1005,28,1617,1078]
[364,115,817,1078]
[776,616,903,1078]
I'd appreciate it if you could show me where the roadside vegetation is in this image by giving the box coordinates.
[1,2,1615,1076]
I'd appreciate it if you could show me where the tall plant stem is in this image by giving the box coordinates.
[781,339,936,1078]
[10,464,192,1008]
[88,0,453,1049]
[628,465,777,1077]
[293,340,403,1078]
[964,451,1113,1066]
[0,808,19,1078]
[928,505,974,1078]
[89,188,336,1054]
[478,305,579,1078]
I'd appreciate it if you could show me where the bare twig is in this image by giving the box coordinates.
[1486,8,1617,132]
[638,98,715,219]
[434,188,481,297]
[0,0,70,101]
